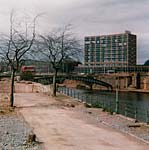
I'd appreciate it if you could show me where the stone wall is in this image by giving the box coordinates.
[94,74,131,90]
[14,81,52,94]
[140,73,149,90]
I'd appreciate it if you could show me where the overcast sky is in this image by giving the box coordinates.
[0,0,149,64]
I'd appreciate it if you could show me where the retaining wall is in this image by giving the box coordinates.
[14,82,52,94]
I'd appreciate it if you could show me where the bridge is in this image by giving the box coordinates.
[0,73,113,90]
[33,75,113,90]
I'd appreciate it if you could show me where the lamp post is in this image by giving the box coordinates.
[104,64,105,74]
[115,76,119,113]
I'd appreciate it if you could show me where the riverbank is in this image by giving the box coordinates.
[14,81,149,145]
[1,79,149,149]
[15,92,149,150]
[61,79,149,93]
[120,88,149,93]
[58,87,149,143]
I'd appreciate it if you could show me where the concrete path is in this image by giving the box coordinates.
[15,93,149,150]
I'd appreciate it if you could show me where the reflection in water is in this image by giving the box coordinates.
[78,89,149,109]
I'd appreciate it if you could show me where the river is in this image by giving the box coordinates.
[58,87,149,123]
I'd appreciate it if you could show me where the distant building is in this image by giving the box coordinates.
[84,31,136,68]
[22,58,81,74]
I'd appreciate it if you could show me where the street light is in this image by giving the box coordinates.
[115,76,119,113]
[104,64,105,74]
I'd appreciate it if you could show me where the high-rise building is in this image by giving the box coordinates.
[84,31,136,68]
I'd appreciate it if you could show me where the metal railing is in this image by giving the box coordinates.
[58,86,149,123]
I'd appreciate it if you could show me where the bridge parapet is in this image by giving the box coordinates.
[33,75,113,90]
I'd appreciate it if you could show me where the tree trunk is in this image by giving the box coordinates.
[52,69,58,96]
[10,69,15,107]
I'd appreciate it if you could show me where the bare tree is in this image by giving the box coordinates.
[0,12,37,107]
[38,25,81,96]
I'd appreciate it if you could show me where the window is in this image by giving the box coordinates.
[91,37,95,41]
[101,36,105,39]
[85,37,89,41]
[102,44,107,47]
[85,41,90,44]
[91,41,95,44]
[100,40,104,43]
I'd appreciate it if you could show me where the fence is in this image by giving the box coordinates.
[58,86,149,123]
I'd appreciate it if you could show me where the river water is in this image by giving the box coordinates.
[58,87,149,123]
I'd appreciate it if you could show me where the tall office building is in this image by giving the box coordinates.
[84,31,136,68]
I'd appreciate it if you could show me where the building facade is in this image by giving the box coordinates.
[84,31,136,68]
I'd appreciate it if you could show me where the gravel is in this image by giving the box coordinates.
[0,115,42,150]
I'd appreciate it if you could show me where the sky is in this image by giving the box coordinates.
[0,0,149,64]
